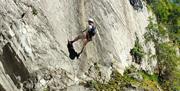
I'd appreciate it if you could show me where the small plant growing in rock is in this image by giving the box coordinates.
[94,63,101,77]
[32,7,38,15]
[94,62,100,71]
[144,17,159,43]
[130,36,144,64]
[43,87,49,91]
[124,65,137,74]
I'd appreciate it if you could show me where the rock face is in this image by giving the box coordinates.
[0,0,156,90]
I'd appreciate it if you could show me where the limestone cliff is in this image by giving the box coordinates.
[0,0,157,91]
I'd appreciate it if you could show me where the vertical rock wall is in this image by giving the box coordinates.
[0,0,156,90]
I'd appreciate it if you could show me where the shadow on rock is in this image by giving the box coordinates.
[0,84,6,91]
[1,42,30,88]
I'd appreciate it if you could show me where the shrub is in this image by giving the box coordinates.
[145,1,180,90]
[32,7,38,15]
[156,43,180,91]
[84,71,130,91]
[130,36,144,64]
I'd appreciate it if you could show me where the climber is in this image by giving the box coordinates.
[68,18,96,58]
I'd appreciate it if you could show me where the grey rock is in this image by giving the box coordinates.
[0,0,158,91]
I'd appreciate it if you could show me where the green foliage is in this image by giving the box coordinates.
[147,0,174,24]
[94,62,100,71]
[140,71,158,82]
[144,17,158,43]
[145,1,180,90]
[124,65,137,74]
[124,65,158,82]
[172,71,180,90]
[130,36,144,64]
[156,43,180,91]
[43,87,49,91]
[172,0,180,4]
[144,16,168,44]
[84,71,130,91]
[94,63,101,77]
[32,7,38,15]
[125,66,160,91]
[84,66,160,91]
[147,0,180,46]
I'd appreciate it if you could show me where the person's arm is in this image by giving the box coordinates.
[82,26,88,32]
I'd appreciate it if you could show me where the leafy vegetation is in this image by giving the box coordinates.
[144,0,180,90]
[32,7,38,15]
[84,71,129,91]
[43,86,49,91]
[94,62,101,77]
[144,17,158,43]
[125,66,160,91]
[145,18,180,91]
[146,0,180,47]
[130,36,145,64]
[156,43,180,91]
[84,66,160,91]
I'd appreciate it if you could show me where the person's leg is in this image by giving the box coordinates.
[78,39,89,54]
[70,35,81,43]
[70,32,86,44]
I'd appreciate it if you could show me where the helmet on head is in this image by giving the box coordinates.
[88,18,94,23]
